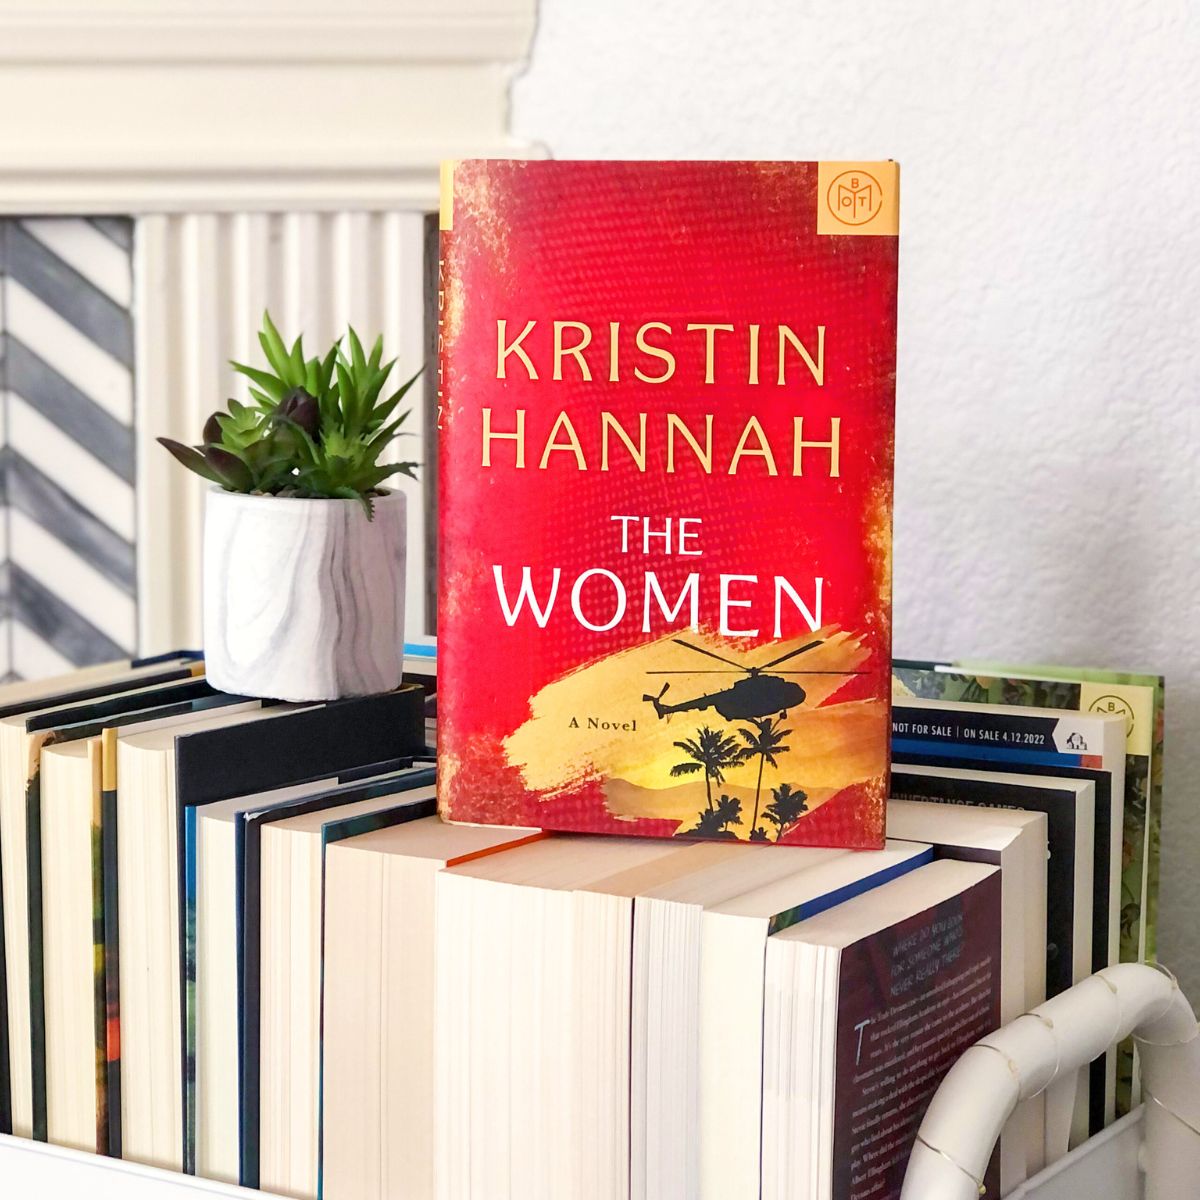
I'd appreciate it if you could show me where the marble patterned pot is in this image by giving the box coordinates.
[203,487,406,701]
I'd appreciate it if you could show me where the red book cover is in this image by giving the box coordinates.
[438,160,898,847]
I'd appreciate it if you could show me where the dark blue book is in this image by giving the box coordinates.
[234,766,436,1190]
[892,696,1127,1136]
[183,758,432,1183]
[110,687,424,1174]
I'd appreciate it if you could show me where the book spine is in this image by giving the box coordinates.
[88,741,109,1156]
[25,732,48,1142]
[436,160,456,823]
[182,805,199,1175]
[100,729,122,1158]
[237,817,262,1188]
[0,796,9,1135]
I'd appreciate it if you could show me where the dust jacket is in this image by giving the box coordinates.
[439,160,899,846]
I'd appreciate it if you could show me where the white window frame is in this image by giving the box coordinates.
[0,0,538,655]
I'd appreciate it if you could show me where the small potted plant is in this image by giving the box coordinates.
[159,312,419,701]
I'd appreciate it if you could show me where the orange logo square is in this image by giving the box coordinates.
[817,161,900,236]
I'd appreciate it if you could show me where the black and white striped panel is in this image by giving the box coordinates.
[0,218,137,679]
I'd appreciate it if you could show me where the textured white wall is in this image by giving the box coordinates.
[513,1,1200,990]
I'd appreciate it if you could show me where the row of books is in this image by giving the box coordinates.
[0,654,429,1180]
[0,655,1161,1200]
[429,657,1162,1200]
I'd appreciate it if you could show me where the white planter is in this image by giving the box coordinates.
[202,487,407,701]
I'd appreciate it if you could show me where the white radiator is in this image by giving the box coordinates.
[134,209,434,656]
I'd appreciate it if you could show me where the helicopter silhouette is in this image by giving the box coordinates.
[642,637,866,722]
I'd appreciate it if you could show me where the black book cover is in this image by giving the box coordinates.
[81,684,251,1158]
[0,845,8,1135]
[170,687,426,1176]
[891,752,1115,1133]
[235,766,437,1188]
[891,704,1117,996]
[0,652,198,1137]
[0,660,199,723]
[889,767,1081,997]
[18,666,205,1140]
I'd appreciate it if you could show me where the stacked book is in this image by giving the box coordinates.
[0,654,430,1181]
[0,652,1162,1200]
[0,162,1165,1200]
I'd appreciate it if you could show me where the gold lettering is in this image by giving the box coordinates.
[539,411,587,470]
[686,323,735,384]
[634,322,675,383]
[608,321,620,382]
[666,413,713,473]
[482,408,526,468]
[601,411,647,471]
[748,323,760,385]
[497,319,538,380]
[792,416,840,477]
[778,325,825,386]
[553,321,593,381]
[729,416,778,475]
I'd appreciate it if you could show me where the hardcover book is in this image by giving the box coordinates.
[0,657,202,1141]
[895,661,1164,1122]
[113,689,425,1175]
[439,159,900,845]
[890,697,1126,1138]
[230,765,437,1191]
[893,660,1162,967]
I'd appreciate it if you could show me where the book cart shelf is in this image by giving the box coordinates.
[0,1106,1146,1200]
[0,948,1188,1200]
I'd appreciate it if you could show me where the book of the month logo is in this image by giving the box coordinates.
[826,170,884,226]
[1088,694,1135,737]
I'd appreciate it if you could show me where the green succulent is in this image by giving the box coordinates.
[158,311,420,518]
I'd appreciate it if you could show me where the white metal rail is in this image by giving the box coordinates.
[902,963,1199,1199]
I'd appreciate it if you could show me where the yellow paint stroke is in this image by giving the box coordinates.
[503,627,886,834]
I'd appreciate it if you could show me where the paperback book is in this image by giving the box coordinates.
[230,766,438,1193]
[759,860,1003,1200]
[439,159,900,846]
[886,798,1048,1186]
[697,842,933,1198]
[891,694,1127,1137]
[0,657,204,1141]
[0,651,200,1137]
[113,689,426,1174]
[321,816,541,1200]
[893,660,1162,965]
[36,680,243,1156]
[889,755,1097,1001]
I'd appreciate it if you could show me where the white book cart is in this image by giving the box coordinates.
[0,1102,1154,1200]
[903,962,1197,1199]
[0,967,1189,1199]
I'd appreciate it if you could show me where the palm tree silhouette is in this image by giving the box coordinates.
[763,782,809,841]
[685,794,743,838]
[671,725,745,812]
[737,716,792,834]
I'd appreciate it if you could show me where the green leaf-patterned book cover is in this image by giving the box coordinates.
[892,657,1164,1117]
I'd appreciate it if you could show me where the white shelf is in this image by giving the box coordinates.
[1013,1109,1143,1199]
[0,1135,284,1200]
[0,1113,1145,1200]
